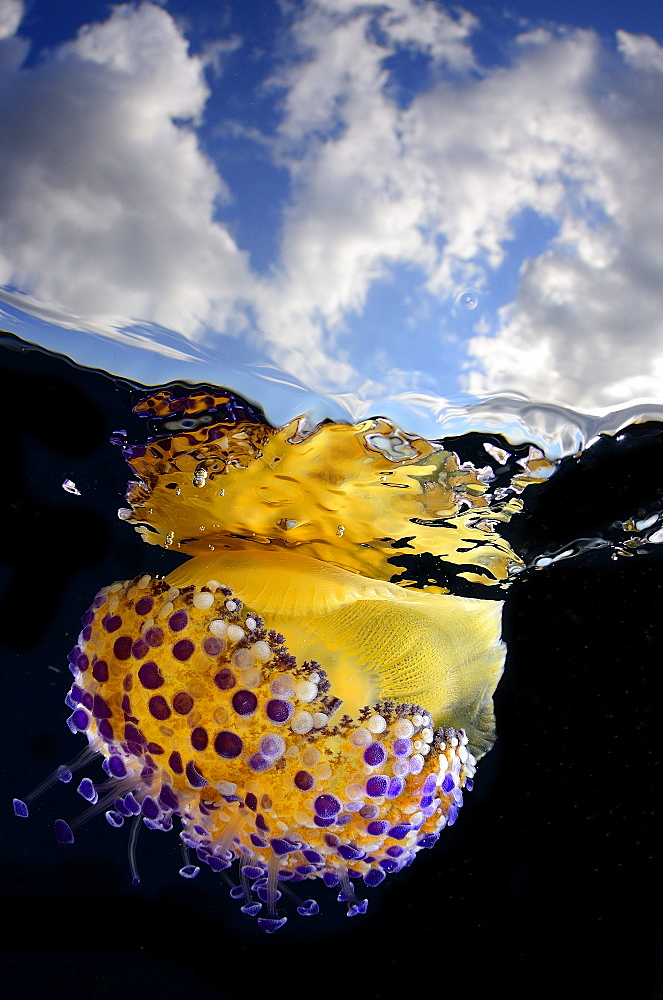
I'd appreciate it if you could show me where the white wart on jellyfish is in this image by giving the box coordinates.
[13,386,563,932]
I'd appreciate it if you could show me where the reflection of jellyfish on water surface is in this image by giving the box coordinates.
[11,382,559,931]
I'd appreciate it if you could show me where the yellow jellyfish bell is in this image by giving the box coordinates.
[15,389,552,932]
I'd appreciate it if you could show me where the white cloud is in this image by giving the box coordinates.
[259,6,663,410]
[251,1,478,390]
[617,28,663,73]
[0,2,252,345]
[0,0,22,41]
[467,31,663,408]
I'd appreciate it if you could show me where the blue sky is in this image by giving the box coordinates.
[0,0,662,451]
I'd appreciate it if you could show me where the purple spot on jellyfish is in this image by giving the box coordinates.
[185,761,207,788]
[172,639,195,661]
[232,690,257,717]
[131,638,149,660]
[363,742,387,767]
[441,773,455,794]
[168,610,189,632]
[144,626,164,648]
[135,596,154,616]
[265,699,293,724]
[148,695,171,721]
[172,692,193,715]
[295,771,315,792]
[365,775,389,798]
[214,731,243,759]
[138,661,164,690]
[214,668,235,691]
[71,709,89,731]
[113,636,133,661]
[314,794,341,819]
[190,727,208,752]
[92,660,109,682]
[92,694,113,720]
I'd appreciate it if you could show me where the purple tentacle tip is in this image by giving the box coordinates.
[54,818,75,844]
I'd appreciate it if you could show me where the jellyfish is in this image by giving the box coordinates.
[13,388,553,932]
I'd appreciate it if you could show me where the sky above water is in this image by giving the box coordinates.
[0,0,662,445]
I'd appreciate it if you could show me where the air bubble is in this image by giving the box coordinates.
[455,289,479,310]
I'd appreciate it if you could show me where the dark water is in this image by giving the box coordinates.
[0,335,661,999]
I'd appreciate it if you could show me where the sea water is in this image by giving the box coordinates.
[0,327,660,997]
